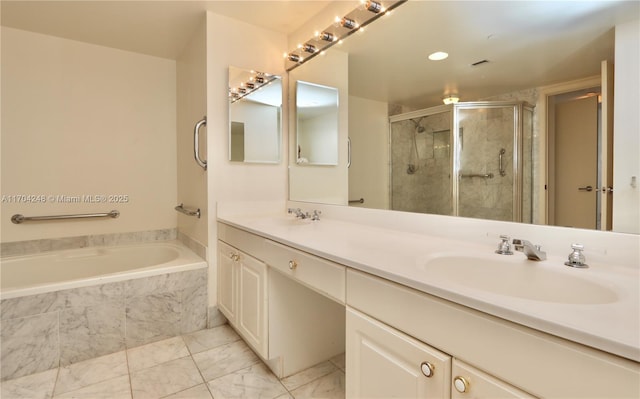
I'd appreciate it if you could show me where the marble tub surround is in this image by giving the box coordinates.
[0,228,177,257]
[0,325,346,399]
[177,230,207,261]
[1,267,207,381]
[217,202,640,362]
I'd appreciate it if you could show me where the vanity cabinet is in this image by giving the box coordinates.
[347,308,535,399]
[217,222,345,378]
[347,307,452,398]
[347,268,639,399]
[217,240,268,357]
[450,360,535,399]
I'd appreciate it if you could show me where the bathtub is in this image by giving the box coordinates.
[0,240,208,381]
[1,240,206,299]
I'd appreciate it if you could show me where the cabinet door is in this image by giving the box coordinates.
[217,241,238,323]
[237,251,268,357]
[347,308,451,399]
[451,360,536,399]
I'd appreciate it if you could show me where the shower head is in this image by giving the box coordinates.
[410,118,426,133]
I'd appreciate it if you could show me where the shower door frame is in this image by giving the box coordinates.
[452,101,530,223]
[389,101,532,223]
[388,105,454,214]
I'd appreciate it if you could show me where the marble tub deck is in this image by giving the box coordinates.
[0,324,346,399]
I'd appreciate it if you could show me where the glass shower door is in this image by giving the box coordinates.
[455,105,516,222]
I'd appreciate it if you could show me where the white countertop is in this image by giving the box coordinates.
[217,211,640,363]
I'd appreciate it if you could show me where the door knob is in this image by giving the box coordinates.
[578,185,593,192]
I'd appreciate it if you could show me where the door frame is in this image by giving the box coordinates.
[537,75,601,226]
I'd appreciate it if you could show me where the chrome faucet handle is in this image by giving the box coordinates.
[565,243,588,268]
[311,210,322,221]
[495,235,513,255]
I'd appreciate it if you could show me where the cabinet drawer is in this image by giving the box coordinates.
[263,240,345,303]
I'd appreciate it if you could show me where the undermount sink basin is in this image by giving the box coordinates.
[422,256,618,304]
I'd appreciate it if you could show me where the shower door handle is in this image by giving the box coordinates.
[194,117,207,171]
[498,148,506,176]
[347,137,352,168]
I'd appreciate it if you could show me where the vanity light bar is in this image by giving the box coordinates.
[229,71,277,104]
[284,0,407,71]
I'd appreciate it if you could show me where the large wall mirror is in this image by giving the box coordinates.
[288,0,639,234]
[296,80,339,165]
[229,66,282,163]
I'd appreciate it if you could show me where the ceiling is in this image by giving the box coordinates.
[2,1,638,108]
[0,1,332,59]
[333,0,639,108]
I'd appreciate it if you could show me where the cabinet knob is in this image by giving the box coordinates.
[229,253,239,261]
[420,362,435,378]
[453,376,469,393]
[288,260,298,270]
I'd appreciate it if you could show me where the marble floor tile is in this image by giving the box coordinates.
[329,353,345,371]
[280,361,337,391]
[162,383,213,399]
[127,336,189,372]
[53,375,131,399]
[206,363,287,399]
[1,326,346,399]
[192,340,259,382]
[130,356,203,399]
[0,368,58,399]
[182,324,241,354]
[54,351,128,396]
[290,370,345,399]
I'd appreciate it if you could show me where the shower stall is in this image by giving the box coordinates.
[389,101,534,223]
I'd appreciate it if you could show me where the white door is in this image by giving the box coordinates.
[554,95,599,229]
[346,308,451,399]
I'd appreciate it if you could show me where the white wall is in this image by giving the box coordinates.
[177,20,208,248]
[231,100,281,162]
[1,27,177,242]
[349,95,389,210]
[613,18,640,234]
[206,12,288,307]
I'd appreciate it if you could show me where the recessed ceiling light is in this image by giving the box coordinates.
[428,51,449,61]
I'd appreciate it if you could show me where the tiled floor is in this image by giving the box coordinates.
[0,324,346,399]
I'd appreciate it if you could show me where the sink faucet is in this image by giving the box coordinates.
[512,239,546,261]
[288,208,309,219]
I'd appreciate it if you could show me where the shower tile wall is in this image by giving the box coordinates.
[0,268,207,381]
[391,112,452,215]
[457,107,514,222]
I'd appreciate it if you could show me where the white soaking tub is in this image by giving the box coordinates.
[0,240,208,381]
[0,240,206,299]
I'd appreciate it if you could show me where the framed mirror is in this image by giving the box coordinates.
[295,80,339,165]
[228,66,282,163]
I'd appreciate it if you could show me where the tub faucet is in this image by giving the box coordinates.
[512,239,546,261]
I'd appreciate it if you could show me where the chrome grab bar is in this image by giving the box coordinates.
[194,117,207,171]
[498,148,506,176]
[175,203,201,218]
[11,210,119,224]
[460,173,494,179]
[349,198,364,204]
